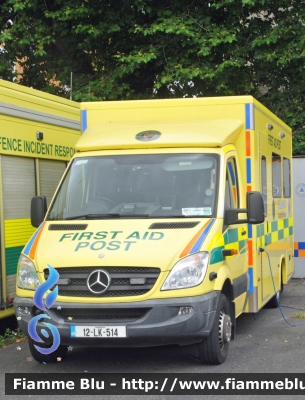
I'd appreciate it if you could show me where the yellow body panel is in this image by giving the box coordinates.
[17,96,294,333]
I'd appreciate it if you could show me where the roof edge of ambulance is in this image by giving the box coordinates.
[80,95,255,109]
[75,118,244,151]
[80,95,291,131]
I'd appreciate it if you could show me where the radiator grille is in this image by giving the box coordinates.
[44,267,160,298]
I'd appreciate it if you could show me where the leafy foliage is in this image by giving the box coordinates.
[1,0,305,153]
[0,327,26,348]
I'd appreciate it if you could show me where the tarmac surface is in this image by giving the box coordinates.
[1,278,305,399]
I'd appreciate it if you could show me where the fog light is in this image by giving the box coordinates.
[17,306,30,315]
[130,278,146,285]
[32,306,45,316]
[178,306,193,315]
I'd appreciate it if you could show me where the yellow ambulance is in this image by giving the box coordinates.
[14,96,294,364]
[0,79,80,319]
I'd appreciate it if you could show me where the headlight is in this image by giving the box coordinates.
[17,255,40,290]
[161,252,209,291]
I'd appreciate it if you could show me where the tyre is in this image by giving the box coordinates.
[198,293,232,365]
[265,290,280,308]
[28,336,68,363]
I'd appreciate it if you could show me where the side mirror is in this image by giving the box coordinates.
[224,191,265,225]
[31,196,47,227]
[247,191,265,224]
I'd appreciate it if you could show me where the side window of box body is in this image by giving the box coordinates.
[272,153,282,198]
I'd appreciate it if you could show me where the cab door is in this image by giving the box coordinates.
[223,154,248,317]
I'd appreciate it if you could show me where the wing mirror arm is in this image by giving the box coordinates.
[224,191,265,226]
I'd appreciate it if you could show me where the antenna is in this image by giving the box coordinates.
[70,72,73,100]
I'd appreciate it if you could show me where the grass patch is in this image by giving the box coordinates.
[293,282,304,287]
[291,311,305,320]
[0,327,27,348]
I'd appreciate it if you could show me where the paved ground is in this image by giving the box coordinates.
[1,278,305,399]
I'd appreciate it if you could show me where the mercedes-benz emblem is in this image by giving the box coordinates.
[87,269,111,294]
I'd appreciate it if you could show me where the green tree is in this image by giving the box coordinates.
[1,0,305,153]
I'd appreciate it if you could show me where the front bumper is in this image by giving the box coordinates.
[14,292,219,348]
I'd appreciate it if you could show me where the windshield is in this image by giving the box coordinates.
[47,153,219,220]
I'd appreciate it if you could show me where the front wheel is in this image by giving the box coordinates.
[198,293,232,365]
[28,336,68,363]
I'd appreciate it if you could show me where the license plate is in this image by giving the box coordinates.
[70,326,126,338]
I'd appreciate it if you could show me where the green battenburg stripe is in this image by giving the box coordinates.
[210,227,247,265]
[210,246,224,264]
[210,217,293,266]
[5,246,23,276]
[272,221,278,231]
[224,229,238,243]
[239,240,248,254]
[256,217,293,247]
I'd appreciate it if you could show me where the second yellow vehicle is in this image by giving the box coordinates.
[0,79,80,320]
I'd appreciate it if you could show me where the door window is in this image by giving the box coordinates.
[225,158,239,209]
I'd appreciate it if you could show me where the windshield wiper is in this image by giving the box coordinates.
[64,213,121,220]
[63,213,207,220]
[64,213,150,220]
[155,215,189,218]
[119,214,150,218]
[153,215,208,218]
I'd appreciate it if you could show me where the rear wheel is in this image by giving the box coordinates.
[266,274,282,308]
[265,289,281,308]
[28,337,68,363]
[198,293,232,365]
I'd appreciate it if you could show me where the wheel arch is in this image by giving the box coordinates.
[221,278,236,340]
[280,255,286,287]
[221,278,234,300]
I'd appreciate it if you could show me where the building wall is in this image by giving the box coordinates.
[293,156,305,278]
